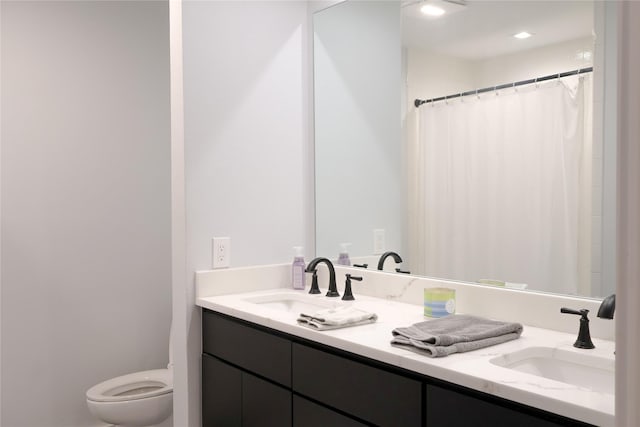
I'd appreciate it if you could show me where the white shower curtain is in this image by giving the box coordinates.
[410,74,592,294]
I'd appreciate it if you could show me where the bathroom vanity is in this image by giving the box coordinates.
[203,310,592,427]
[196,265,615,427]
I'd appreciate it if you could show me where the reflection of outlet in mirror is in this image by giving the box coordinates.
[373,229,385,255]
[212,237,231,269]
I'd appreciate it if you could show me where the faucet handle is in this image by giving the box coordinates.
[342,274,362,301]
[561,308,595,349]
[354,263,368,269]
[560,307,588,317]
[395,268,411,274]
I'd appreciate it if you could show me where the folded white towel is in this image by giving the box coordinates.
[297,306,377,331]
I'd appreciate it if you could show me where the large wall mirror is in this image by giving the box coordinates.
[314,0,617,298]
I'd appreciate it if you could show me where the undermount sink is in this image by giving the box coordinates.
[490,347,614,395]
[243,292,339,314]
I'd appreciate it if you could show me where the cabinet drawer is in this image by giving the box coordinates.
[426,384,590,427]
[293,395,367,427]
[203,310,291,386]
[292,343,422,427]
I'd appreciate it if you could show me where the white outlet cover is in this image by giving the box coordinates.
[212,237,231,269]
[373,229,385,255]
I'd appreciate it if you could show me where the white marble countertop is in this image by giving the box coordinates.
[197,287,615,427]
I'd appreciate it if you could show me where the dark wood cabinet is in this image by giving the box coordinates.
[425,384,578,427]
[293,342,422,427]
[293,395,367,427]
[202,310,291,386]
[202,352,291,427]
[242,371,291,427]
[202,354,241,427]
[202,310,594,427]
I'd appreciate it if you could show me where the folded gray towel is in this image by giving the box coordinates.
[391,314,523,358]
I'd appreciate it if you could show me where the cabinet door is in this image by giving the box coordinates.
[242,372,291,427]
[426,384,589,427]
[202,354,241,427]
[293,395,367,427]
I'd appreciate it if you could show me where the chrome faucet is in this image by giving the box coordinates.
[377,251,403,271]
[597,294,616,319]
[305,257,339,297]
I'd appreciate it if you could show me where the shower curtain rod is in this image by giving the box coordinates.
[414,66,593,108]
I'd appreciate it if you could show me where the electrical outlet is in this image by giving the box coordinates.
[373,229,385,254]
[212,237,231,268]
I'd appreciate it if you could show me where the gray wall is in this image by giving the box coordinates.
[184,0,311,271]
[181,1,311,425]
[314,1,403,260]
[1,1,172,426]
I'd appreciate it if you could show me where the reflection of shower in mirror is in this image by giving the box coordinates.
[313,0,617,298]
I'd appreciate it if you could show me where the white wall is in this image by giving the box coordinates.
[1,2,172,426]
[181,1,310,425]
[408,37,594,104]
[474,37,594,88]
[184,0,309,271]
[407,48,477,103]
[314,0,403,260]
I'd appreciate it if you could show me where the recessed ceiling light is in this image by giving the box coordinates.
[421,4,446,16]
[513,32,533,39]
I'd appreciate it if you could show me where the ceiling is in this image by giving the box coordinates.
[401,0,594,60]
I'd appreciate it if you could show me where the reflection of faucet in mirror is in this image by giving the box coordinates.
[597,294,615,319]
[305,257,339,297]
[377,251,403,271]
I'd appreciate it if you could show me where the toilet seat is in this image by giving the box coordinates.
[86,369,172,403]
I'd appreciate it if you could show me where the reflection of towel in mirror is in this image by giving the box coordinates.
[297,306,377,331]
[391,314,523,358]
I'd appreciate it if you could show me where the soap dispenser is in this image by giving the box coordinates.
[292,246,306,290]
[337,243,352,266]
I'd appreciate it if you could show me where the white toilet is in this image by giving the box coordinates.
[86,328,173,427]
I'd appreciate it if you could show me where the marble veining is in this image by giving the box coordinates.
[382,276,420,299]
